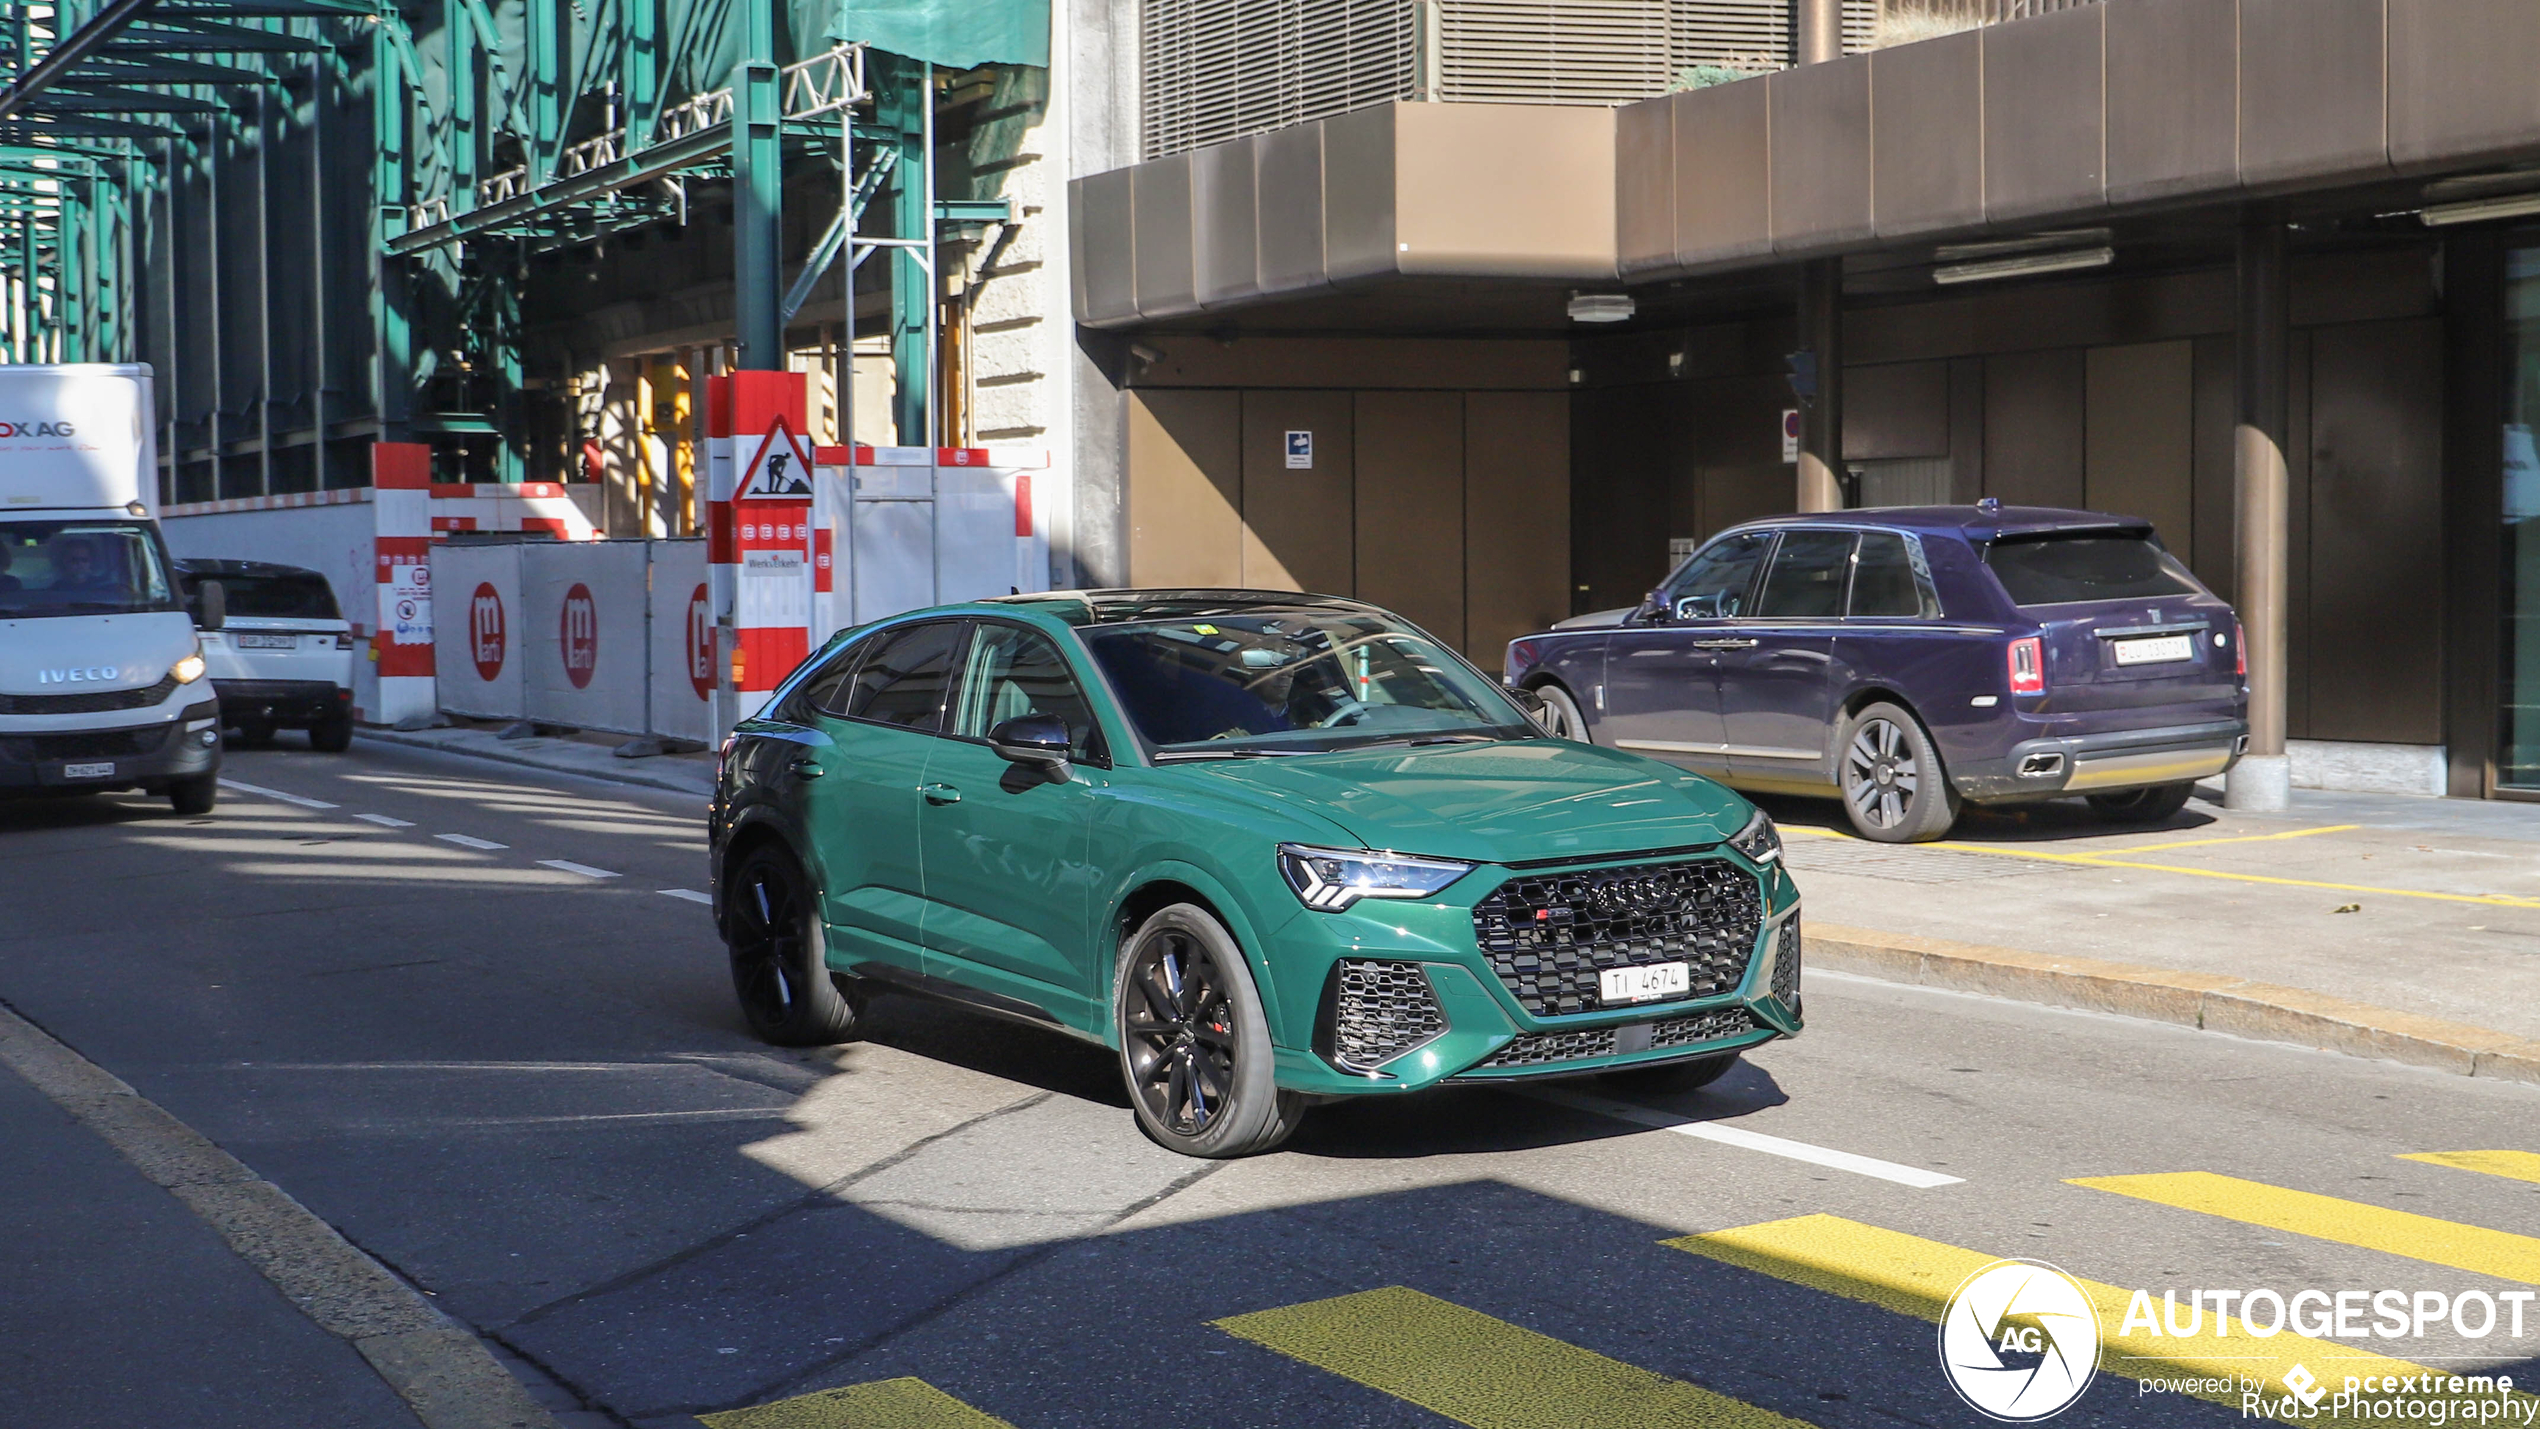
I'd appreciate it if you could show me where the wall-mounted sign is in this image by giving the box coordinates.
[1285,430,1313,470]
[1782,409,1801,465]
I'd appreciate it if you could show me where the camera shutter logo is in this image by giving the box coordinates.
[1939,1259,2101,1421]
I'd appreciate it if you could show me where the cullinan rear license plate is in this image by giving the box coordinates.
[2112,633,2196,666]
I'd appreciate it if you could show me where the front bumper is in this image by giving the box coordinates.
[1262,854,1803,1097]
[0,698,222,792]
[213,679,351,727]
[1951,717,2248,802]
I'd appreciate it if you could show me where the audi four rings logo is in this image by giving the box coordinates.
[1940,1260,2103,1420]
[0,421,76,438]
[37,666,119,684]
[1590,876,1677,914]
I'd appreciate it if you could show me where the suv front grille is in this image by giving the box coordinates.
[0,725,170,763]
[1771,915,1801,1006]
[1471,856,1763,1017]
[1324,959,1446,1073]
[0,674,178,716]
[1474,1006,1757,1071]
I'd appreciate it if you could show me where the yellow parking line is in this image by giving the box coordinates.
[2070,1172,2540,1284]
[2399,1150,2540,1186]
[1667,1214,2499,1426]
[1919,840,2540,909]
[2103,824,2362,854]
[1213,1285,1812,1429]
[697,1378,1016,1429]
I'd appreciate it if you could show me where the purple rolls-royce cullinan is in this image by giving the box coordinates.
[1504,503,2249,843]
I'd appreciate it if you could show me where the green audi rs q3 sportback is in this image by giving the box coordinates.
[709,590,1801,1158]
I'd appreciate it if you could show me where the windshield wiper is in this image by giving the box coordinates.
[1152,747,1311,761]
[1331,732,1500,752]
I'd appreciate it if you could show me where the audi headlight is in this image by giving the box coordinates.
[1279,844,1473,912]
[1729,808,1780,866]
[171,650,207,684]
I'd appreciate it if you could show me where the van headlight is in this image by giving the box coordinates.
[170,651,207,684]
[1729,808,1781,865]
[1278,844,1473,912]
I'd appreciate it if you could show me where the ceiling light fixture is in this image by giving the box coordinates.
[1932,245,2114,286]
[1568,292,1635,323]
[2421,190,2540,227]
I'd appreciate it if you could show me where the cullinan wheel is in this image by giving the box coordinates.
[1532,685,1593,743]
[724,844,862,1046]
[1839,701,1960,844]
[2086,781,2195,823]
[1115,903,1306,1158]
[1598,1051,1740,1095]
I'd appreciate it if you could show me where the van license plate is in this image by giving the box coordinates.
[60,762,114,779]
[235,633,298,649]
[1600,962,1690,1005]
[2112,634,2196,666]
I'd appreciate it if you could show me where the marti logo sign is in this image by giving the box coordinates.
[560,583,599,690]
[0,420,76,439]
[469,583,506,682]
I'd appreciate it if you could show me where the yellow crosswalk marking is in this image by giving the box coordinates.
[2071,1171,2540,1284]
[2399,1150,2540,1186]
[1665,1214,2511,1429]
[697,1377,1017,1429]
[1213,1285,1811,1429]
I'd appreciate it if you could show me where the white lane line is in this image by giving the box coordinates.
[657,888,714,905]
[216,778,338,810]
[351,813,415,828]
[1520,1085,1964,1188]
[434,833,508,851]
[537,859,620,879]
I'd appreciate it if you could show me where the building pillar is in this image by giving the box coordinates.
[1797,0,1842,64]
[1791,0,1844,514]
[2227,215,2291,811]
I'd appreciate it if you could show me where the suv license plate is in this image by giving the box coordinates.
[2112,634,2196,666]
[235,633,299,649]
[60,762,114,779]
[1600,962,1690,1005]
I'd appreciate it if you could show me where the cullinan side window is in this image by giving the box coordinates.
[1849,531,1945,619]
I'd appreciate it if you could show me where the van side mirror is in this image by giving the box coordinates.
[987,712,1072,781]
[195,579,227,632]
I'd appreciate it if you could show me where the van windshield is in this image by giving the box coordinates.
[1984,533,2203,606]
[1080,607,1534,756]
[0,520,180,620]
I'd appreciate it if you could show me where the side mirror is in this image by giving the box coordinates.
[1634,589,1669,626]
[195,579,227,632]
[1507,686,1551,732]
[987,712,1072,780]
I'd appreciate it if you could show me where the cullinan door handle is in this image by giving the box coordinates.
[789,759,824,778]
[1692,638,1758,650]
[920,783,961,805]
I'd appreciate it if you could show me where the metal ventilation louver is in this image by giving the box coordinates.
[1140,0,1415,160]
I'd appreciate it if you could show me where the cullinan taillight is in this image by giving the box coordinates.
[2234,620,2247,678]
[2007,636,2045,695]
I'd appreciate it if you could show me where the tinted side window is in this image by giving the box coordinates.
[782,637,865,720]
[1754,531,1857,618]
[1661,531,1772,618]
[952,624,1098,751]
[842,621,967,731]
[1850,532,1941,618]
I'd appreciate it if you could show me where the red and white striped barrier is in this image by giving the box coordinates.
[371,443,436,724]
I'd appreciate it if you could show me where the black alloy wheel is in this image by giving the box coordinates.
[725,845,862,1046]
[2086,781,2196,823]
[308,714,354,753]
[1839,701,1959,844]
[1116,904,1305,1158]
[1532,685,1592,742]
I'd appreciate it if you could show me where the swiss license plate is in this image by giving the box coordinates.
[1600,962,1690,1005]
[59,762,114,779]
[2112,633,2196,666]
[235,632,299,649]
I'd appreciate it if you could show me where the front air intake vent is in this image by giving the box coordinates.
[1319,959,1447,1074]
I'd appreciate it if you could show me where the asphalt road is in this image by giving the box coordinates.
[2,738,2535,1429]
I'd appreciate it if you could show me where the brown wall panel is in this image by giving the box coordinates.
[1769,56,1873,250]
[1465,393,1571,659]
[2306,319,2445,744]
[2190,333,2238,598]
[1571,383,1673,613]
[1255,123,1328,296]
[1130,155,1198,318]
[1190,138,1260,308]
[1982,5,2106,222]
[1072,170,1138,323]
[1870,31,1984,240]
[2285,333,2314,738]
[1669,81,1773,271]
[2084,341,2195,548]
[1240,391,1355,596]
[2238,0,2389,188]
[2104,0,2239,205]
[1126,336,1570,391]
[1126,390,1242,587]
[2388,0,2540,171]
[1983,350,2086,508]
[1615,94,1674,274]
[1844,361,1951,460]
[1322,105,1399,282]
[1356,392,1467,646]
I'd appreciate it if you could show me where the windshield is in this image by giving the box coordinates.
[1984,533,2203,606]
[0,520,180,620]
[1080,607,1534,756]
[196,570,340,620]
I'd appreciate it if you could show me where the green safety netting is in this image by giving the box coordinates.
[830,0,1050,70]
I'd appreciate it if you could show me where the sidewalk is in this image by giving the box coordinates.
[359,724,717,798]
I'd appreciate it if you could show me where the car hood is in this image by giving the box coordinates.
[1194,738,1752,866]
[1551,606,1636,630]
[0,612,197,696]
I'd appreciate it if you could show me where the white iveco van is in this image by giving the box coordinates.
[0,364,224,814]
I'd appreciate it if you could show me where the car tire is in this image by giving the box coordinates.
[167,774,218,816]
[1533,684,1593,743]
[1115,903,1306,1159]
[723,844,863,1047]
[308,714,354,753]
[2086,781,2195,823]
[1596,1051,1739,1095]
[232,717,275,748]
[1838,701,1959,844]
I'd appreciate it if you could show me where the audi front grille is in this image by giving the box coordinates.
[1320,959,1447,1074]
[1470,856,1763,1017]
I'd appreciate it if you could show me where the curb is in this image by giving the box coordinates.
[1807,923,2540,1087]
[0,1000,562,1429]
[358,727,716,799]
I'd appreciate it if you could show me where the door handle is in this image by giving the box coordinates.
[789,759,824,778]
[1692,638,1758,650]
[920,783,961,805]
